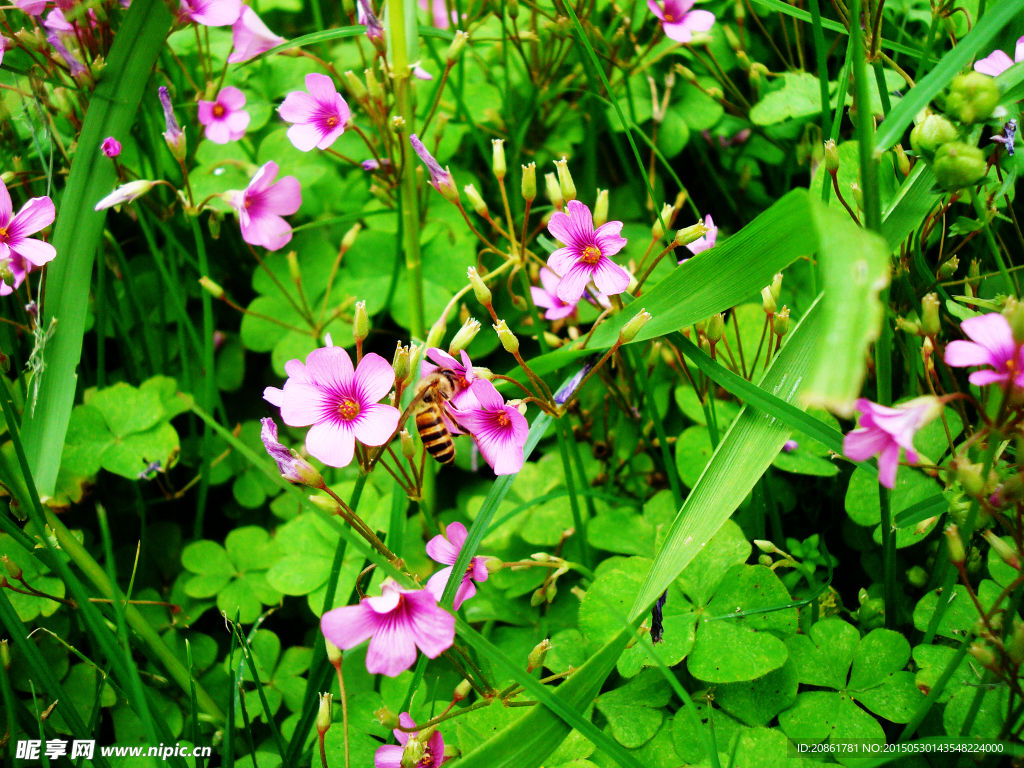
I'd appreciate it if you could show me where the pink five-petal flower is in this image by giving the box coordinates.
[419,347,479,410]
[685,213,718,256]
[546,199,630,303]
[451,379,529,476]
[228,6,285,63]
[843,396,942,489]
[321,579,455,678]
[944,313,1024,387]
[178,0,242,26]
[374,713,448,768]
[0,178,56,296]
[975,35,1024,77]
[270,345,400,468]
[279,73,351,152]
[198,86,250,144]
[648,0,715,44]
[0,37,10,69]
[424,522,490,610]
[230,161,301,251]
[531,266,578,320]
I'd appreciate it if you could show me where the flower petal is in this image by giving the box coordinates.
[219,86,246,110]
[279,90,318,123]
[354,352,396,402]
[446,522,468,549]
[452,577,477,610]
[321,603,376,649]
[943,339,995,369]
[546,246,577,276]
[406,591,455,658]
[975,50,1014,77]
[960,313,1016,363]
[365,620,419,677]
[9,197,56,239]
[351,402,400,446]
[555,262,594,303]
[594,220,627,257]
[11,238,56,267]
[305,346,355,390]
[591,257,630,296]
[843,427,891,462]
[373,745,404,768]
[0,181,12,224]
[305,418,356,467]
[877,442,900,489]
[305,72,338,105]
[286,122,323,152]
[425,566,454,601]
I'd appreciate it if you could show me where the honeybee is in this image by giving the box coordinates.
[414,369,460,464]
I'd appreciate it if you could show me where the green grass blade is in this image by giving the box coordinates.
[453,620,640,768]
[234,627,290,764]
[631,298,827,615]
[21,0,174,495]
[893,492,947,528]
[873,0,1021,151]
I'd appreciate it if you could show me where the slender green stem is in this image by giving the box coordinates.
[631,348,683,508]
[851,0,882,233]
[192,217,216,540]
[878,484,897,630]
[969,186,1017,298]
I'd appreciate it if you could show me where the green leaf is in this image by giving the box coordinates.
[87,382,164,437]
[912,644,973,704]
[22,0,176,495]
[674,519,751,607]
[595,669,672,748]
[675,425,714,488]
[631,298,827,617]
[587,509,656,557]
[714,658,799,727]
[848,629,912,690]
[873,0,1022,150]
[181,541,234,577]
[672,703,744,766]
[784,618,859,690]
[750,72,827,126]
[778,692,885,757]
[852,672,925,724]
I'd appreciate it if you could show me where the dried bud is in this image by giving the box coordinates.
[199,276,224,299]
[449,317,480,355]
[921,293,940,336]
[554,157,576,202]
[824,139,839,173]
[353,300,370,344]
[967,259,982,292]
[464,183,489,217]
[446,30,468,64]
[493,319,519,353]
[706,313,725,343]
[593,189,609,227]
[761,286,777,315]
[619,310,652,344]
[944,524,966,566]
[492,139,507,181]
[468,267,492,307]
[521,163,537,202]
[544,172,563,210]
[527,639,552,673]
[773,306,790,337]
[316,693,333,736]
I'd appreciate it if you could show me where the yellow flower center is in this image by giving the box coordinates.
[213,104,226,118]
[580,245,602,265]
[338,399,361,420]
[664,12,675,21]
[326,115,339,128]
[497,412,511,427]
[0,227,7,241]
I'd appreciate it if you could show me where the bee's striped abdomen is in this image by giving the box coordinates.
[416,404,456,464]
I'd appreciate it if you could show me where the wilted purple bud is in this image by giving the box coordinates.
[782,439,798,453]
[362,158,380,171]
[413,65,433,81]
[101,137,122,158]
[47,34,85,76]
[159,86,182,140]
[650,590,667,644]
[24,301,38,320]
[410,133,459,203]
[991,119,1017,157]
[554,360,595,405]
[137,460,161,480]
[260,417,324,487]
[358,0,385,47]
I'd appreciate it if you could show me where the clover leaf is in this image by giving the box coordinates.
[181,526,282,624]
[596,668,672,748]
[228,629,311,722]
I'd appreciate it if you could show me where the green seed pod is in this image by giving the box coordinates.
[910,114,958,160]
[773,306,790,338]
[593,189,609,227]
[526,639,551,672]
[937,255,959,280]
[933,141,988,191]
[449,317,480,355]
[824,139,840,173]
[493,319,519,353]
[353,300,369,344]
[446,30,469,64]
[921,293,940,336]
[492,139,507,181]
[453,679,472,702]
[895,143,911,176]
[325,639,343,666]
[946,71,1001,125]
[770,273,783,302]
[651,203,673,240]
[400,429,415,459]
[521,162,537,202]
[944,524,966,565]
[761,286,777,315]
[673,221,708,248]
[392,343,410,382]
[316,693,333,736]
[554,157,576,202]
[706,313,725,343]
[464,183,488,217]
[544,172,563,210]
[619,310,652,344]
[468,267,492,307]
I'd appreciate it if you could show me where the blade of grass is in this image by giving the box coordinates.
[192,217,217,539]
[234,626,290,764]
[21,0,174,495]
[186,640,205,768]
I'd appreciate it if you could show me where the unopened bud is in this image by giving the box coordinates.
[545,172,563,210]
[484,556,503,573]
[706,313,724,343]
[325,639,343,667]
[850,182,864,211]
[619,310,652,344]
[758,554,773,566]
[593,189,609,227]
[907,565,929,588]
[375,706,400,729]
[521,163,537,202]
[968,259,982,291]
[824,139,839,173]
[316,693,333,736]
[554,157,576,202]
[982,530,1020,570]
[773,306,790,337]
[0,640,8,670]
[308,494,342,514]
[468,267,492,307]
[2,555,22,581]
[365,67,384,101]
[895,144,911,176]
[281,252,299,283]
[401,429,415,459]
[761,286,777,315]
[944,525,966,565]
[452,678,473,703]
[446,30,468,64]
[921,293,940,336]
[401,739,426,768]
[390,115,406,134]
[673,221,708,248]
[342,223,362,251]
[968,643,998,670]
[464,184,488,217]
[897,317,921,335]
[958,460,987,497]
[493,319,519,353]
[426,318,447,350]
[353,300,369,344]
[651,203,673,240]
[449,317,480,355]
[199,276,224,299]
[344,70,368,102]
[527,639,552,673]
[392,343,411,382]
[937,256,959,280]
[770,273,783,302]
[492,139,507,181]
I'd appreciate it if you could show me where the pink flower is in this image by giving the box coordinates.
[0,178,56,296]
[374,713,448,768]
[357,0,385,44]
[259,417,321,486]
[44,8,73,32]
[424,522,489,610]
[409,134,458,200]
[975,35,1024,77]
[198,86,250,144]
[15,0,47,16]
[101,137,122,157]
[419,0,455,29]
[684,214,718,256]
[279,73,350,152]
[420,347,479,409]
[48,34,85,76]
[229,161,301,251]
[531,267,578,320]
[546,199,630,303]
[178,0,241,26]
[265,344,400,467]
[944,313,1024,387]
[321,578,455,677]
[451,380,529,476]
[843,397,942,489]
[228,6,285,63]
[648,0,715,43]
